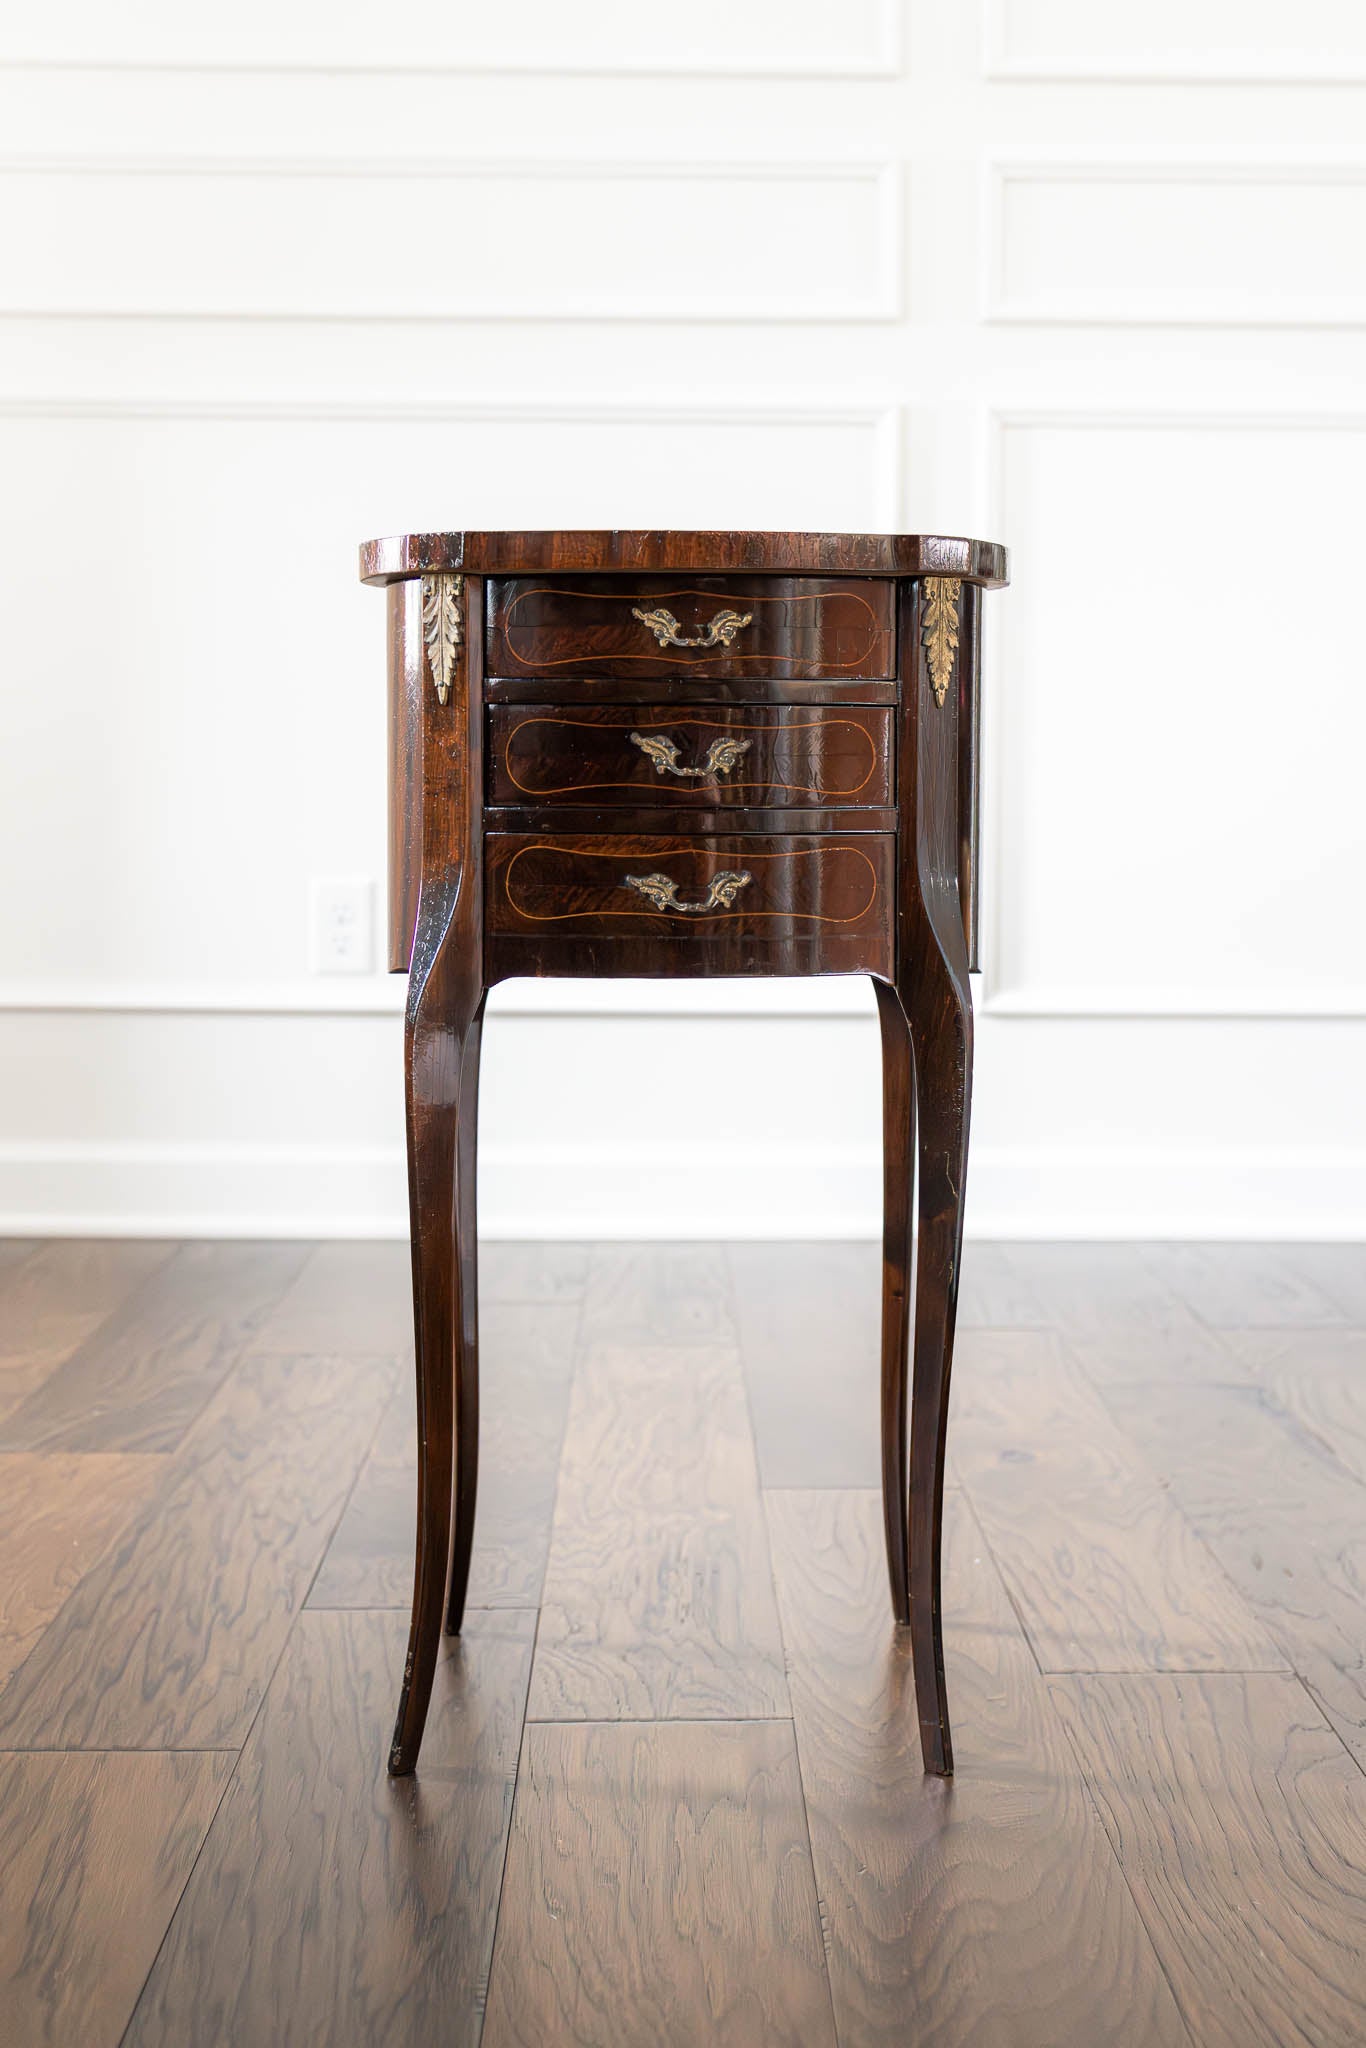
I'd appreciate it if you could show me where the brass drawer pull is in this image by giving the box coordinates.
[622,869,752,914]
[631,604,754,650]
[629,731,753,779]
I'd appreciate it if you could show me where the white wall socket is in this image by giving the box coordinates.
[309,878,375,974]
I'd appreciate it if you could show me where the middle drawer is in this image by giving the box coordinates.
[488,703,893,810]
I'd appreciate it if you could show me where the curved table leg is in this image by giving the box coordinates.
[900,900,973,1776]
[446,994,485,1637]
[389,873,484,1778]
[874,977,914,1628]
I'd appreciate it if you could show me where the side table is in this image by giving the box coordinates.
[360,529,1009,1777]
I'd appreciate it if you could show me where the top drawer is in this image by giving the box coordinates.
[486,575,896,681]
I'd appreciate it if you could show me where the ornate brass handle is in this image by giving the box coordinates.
[622,869,752,914]
[631,605,754,649]
[629,731,752,780]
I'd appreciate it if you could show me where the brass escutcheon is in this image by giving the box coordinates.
[628,731,753,779]
[622,869,753,914]
[631,604,753,650]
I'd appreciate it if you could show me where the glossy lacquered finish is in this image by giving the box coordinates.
[488,704,895,810]
[365,526,1008,1784]
[487,575,896,681]
[361,527,1009,586]
[486,832,895,980]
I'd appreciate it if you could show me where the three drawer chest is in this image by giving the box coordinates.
[360,529,1009,1778]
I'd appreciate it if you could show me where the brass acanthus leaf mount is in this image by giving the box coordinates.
[921,576,962,709]
[421,573,464,706]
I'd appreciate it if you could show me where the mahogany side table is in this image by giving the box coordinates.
[360,529,1009,1778]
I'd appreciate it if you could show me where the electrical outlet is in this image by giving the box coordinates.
[309,878,375,974]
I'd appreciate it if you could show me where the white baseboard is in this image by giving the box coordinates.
[0,1140,1363,1241]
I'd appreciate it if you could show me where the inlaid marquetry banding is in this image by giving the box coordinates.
[501,843,881,925]
[501,714,881,799]
[500,585,885,671]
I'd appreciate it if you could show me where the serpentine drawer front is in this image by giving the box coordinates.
[487,574,896,680]
[487,703,895,811]
[486,832,895,978]
[360,527,1008,1785]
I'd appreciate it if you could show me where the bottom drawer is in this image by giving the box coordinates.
[485,832,895,978]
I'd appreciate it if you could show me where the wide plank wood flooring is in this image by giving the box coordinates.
[0,1235,1363,2046]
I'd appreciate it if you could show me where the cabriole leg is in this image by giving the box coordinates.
[874,977,915,1628]
[901,912,973,1776]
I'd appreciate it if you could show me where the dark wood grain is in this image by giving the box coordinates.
[527,1342,788,1720]
[361,528,1009,586]
[368,527,1007,1773]
[481,1720,837,2048]
[485,831,895,974]
[0,1452,161,1688]
[485,801,898,835]
[389,574,487,1775]
[0,1350,396,1749]
[876,577,977,1770]
[250,1240,414,1356]
[0,1242,309,1455]
[308,1305,579,1610]
[952,1332,1285,1672]
[0,1239,174,1426]
[957,578,982,969]
[488,574,896,681]
[766,1489,1192,2047]
[1101,1374,1366,1766]
[488,701,895,809]
[1049,1672,1366,2048]
[388,576,423,972]
[0,1749,232,2048]
[483,672,898,708]
[124,1609,535,2048]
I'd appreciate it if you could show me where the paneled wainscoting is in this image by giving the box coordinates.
[0,1237,1364,2046]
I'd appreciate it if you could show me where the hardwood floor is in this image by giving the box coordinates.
[0,1235,1363,2047]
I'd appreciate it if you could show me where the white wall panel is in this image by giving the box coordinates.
[0,0,902,79]
[1,5,1363,1241]
[989,414,1366,1014]
[989,162,1366,326]
[985,0,1366,83]
[0,159,898,322]
[0,399,894,999]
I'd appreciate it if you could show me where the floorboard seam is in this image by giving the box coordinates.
[1044,1676,1202,2048]
[113,1746,241,2048]
[297,1349,406,1620]
[1292,1668,1366,1781]
[477,1602,544,2046]
[954,1476,1053,1681]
